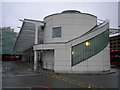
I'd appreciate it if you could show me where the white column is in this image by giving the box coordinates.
[34,50,38,70]
[34,25,39,70]
[35,26,39,44]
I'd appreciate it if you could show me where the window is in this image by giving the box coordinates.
[52,27,61,38]
[117,38,120,40]
[113,46,116,48]
[113,39,117,41]
[110,46,113,48]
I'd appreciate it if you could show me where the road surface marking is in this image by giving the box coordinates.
[3,85,52,90]
[88,85,91,88]
[42,73,87,88]
[2,73,40,77]
[41,73,104,88]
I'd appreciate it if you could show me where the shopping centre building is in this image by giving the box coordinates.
[14,10,110,73]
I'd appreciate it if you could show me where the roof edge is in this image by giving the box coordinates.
[44,10,97,20]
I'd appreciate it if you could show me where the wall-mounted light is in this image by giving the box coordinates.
[84,41,90,46]
[72,51,75,55]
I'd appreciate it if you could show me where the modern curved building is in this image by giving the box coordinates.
[14,10,110,73]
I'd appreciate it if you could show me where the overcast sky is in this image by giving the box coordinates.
[1,2,119,32]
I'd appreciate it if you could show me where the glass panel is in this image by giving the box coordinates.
[71,30,109,66]
[52,27,61,38]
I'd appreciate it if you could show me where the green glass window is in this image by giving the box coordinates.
[71,30,109,66]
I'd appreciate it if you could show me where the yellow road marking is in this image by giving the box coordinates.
[41,73,103,88]
[88,85,91,88]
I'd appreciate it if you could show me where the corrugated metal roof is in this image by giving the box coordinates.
[13,19,44,52]
[1,27,22,55]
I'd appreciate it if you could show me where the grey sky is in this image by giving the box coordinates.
[2,2,119,32]
[118,1,120,27]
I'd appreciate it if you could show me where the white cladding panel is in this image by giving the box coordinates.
[44,13,97,43]
[54,47,71,73]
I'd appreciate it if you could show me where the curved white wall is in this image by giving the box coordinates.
[53,22,110,73]
[34,11,110,73]
[44,13,97,43]
[71,44,110,73]
[70,21,110,72]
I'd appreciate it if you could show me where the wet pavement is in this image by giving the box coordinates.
[2,61,53,76]
[2,61,120,89]
[2,61,35,76]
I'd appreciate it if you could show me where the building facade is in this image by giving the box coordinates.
[1,27,22,61]
[14,10,110,73]
[110,34,120,51]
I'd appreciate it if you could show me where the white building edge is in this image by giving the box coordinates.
[14,10,110,73]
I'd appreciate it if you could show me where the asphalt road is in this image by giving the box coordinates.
[2,61,120,89]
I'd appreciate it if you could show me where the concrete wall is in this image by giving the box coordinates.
[53,42,110,73]
[71,44,110,73]
[53,41,110,73]
[70,21,110,72]
[54,21,110,73]
[44,13,97,43]
[54,46,71,73]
